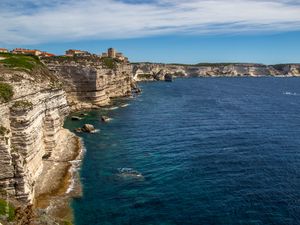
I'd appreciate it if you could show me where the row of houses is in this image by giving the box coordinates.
[0,48,55,57]
[0,47,128,61]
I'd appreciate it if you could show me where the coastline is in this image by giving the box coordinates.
[31,98,131,224]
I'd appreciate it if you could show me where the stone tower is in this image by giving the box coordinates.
[108,48,116,58]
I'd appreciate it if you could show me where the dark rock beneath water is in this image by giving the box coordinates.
[117,168,143,179]
[71,116,82,121]
[101,116,111,122]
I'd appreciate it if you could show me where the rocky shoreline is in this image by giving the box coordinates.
[32,131,83,224]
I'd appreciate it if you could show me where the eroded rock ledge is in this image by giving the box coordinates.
[43,56,136,111]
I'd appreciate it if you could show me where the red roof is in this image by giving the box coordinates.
[41,52,55,57]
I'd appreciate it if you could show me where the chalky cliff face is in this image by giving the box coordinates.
[0,55,137,205]
[132,63,300,81]
[43,56,135,111]
[0,67,77,204]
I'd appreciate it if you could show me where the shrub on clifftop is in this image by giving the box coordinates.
[0,82,13,103]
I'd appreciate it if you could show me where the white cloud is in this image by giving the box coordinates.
[1,0,300,44]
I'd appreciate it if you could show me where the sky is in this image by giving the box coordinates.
[1,0,300,64]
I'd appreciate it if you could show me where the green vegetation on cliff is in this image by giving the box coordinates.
[0,126,9,136]
[0,82,13,102]
[0,199,16,221]
[11,100,33,111]
[101,57,121,69]
[0,53,42,71]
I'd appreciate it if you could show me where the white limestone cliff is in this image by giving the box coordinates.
[132,63,300,81]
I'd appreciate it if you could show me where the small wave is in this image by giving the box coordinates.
[66,139,85,194]
[66,174,76,194]
[104,106,119,110]
[120,103,130,108]
[66,160,81,194]
[91,129,100,133]
[283,91,298,96]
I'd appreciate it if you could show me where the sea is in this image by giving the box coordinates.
[64,77,300,225]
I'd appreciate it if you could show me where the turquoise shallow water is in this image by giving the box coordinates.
[64,77,300,225]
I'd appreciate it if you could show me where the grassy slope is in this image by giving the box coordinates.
[0,82,13,102]
[0,53,42,71]
[0,199,15,221]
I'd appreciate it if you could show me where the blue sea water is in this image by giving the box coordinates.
[64,77,300,225]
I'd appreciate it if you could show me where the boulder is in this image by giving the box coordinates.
[132,87,142,94]
[81,124,95,133]
[164,74,173,82]
[74,128,82,133]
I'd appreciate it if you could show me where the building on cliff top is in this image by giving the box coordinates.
[12,48,42,56]
[0,48,8,53]
[40,52,56,57]
[101,48,128,62]
[65,49,91,57]
[108,48,116,58]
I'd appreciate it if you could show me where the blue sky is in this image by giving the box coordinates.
[1,0,300,64]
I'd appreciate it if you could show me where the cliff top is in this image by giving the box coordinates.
[0,53,62,103]
[42,55,128,70]
[0,53,43,71]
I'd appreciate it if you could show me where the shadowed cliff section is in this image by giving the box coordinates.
[132,62,300,81]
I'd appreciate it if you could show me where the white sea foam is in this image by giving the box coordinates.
[66,171,76,194]
[66,139,85,194]
[283,91,298,96]
[104,106,119,110]
[66,161,81,193]
[91,129,100,133]
[120,103,130,108]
